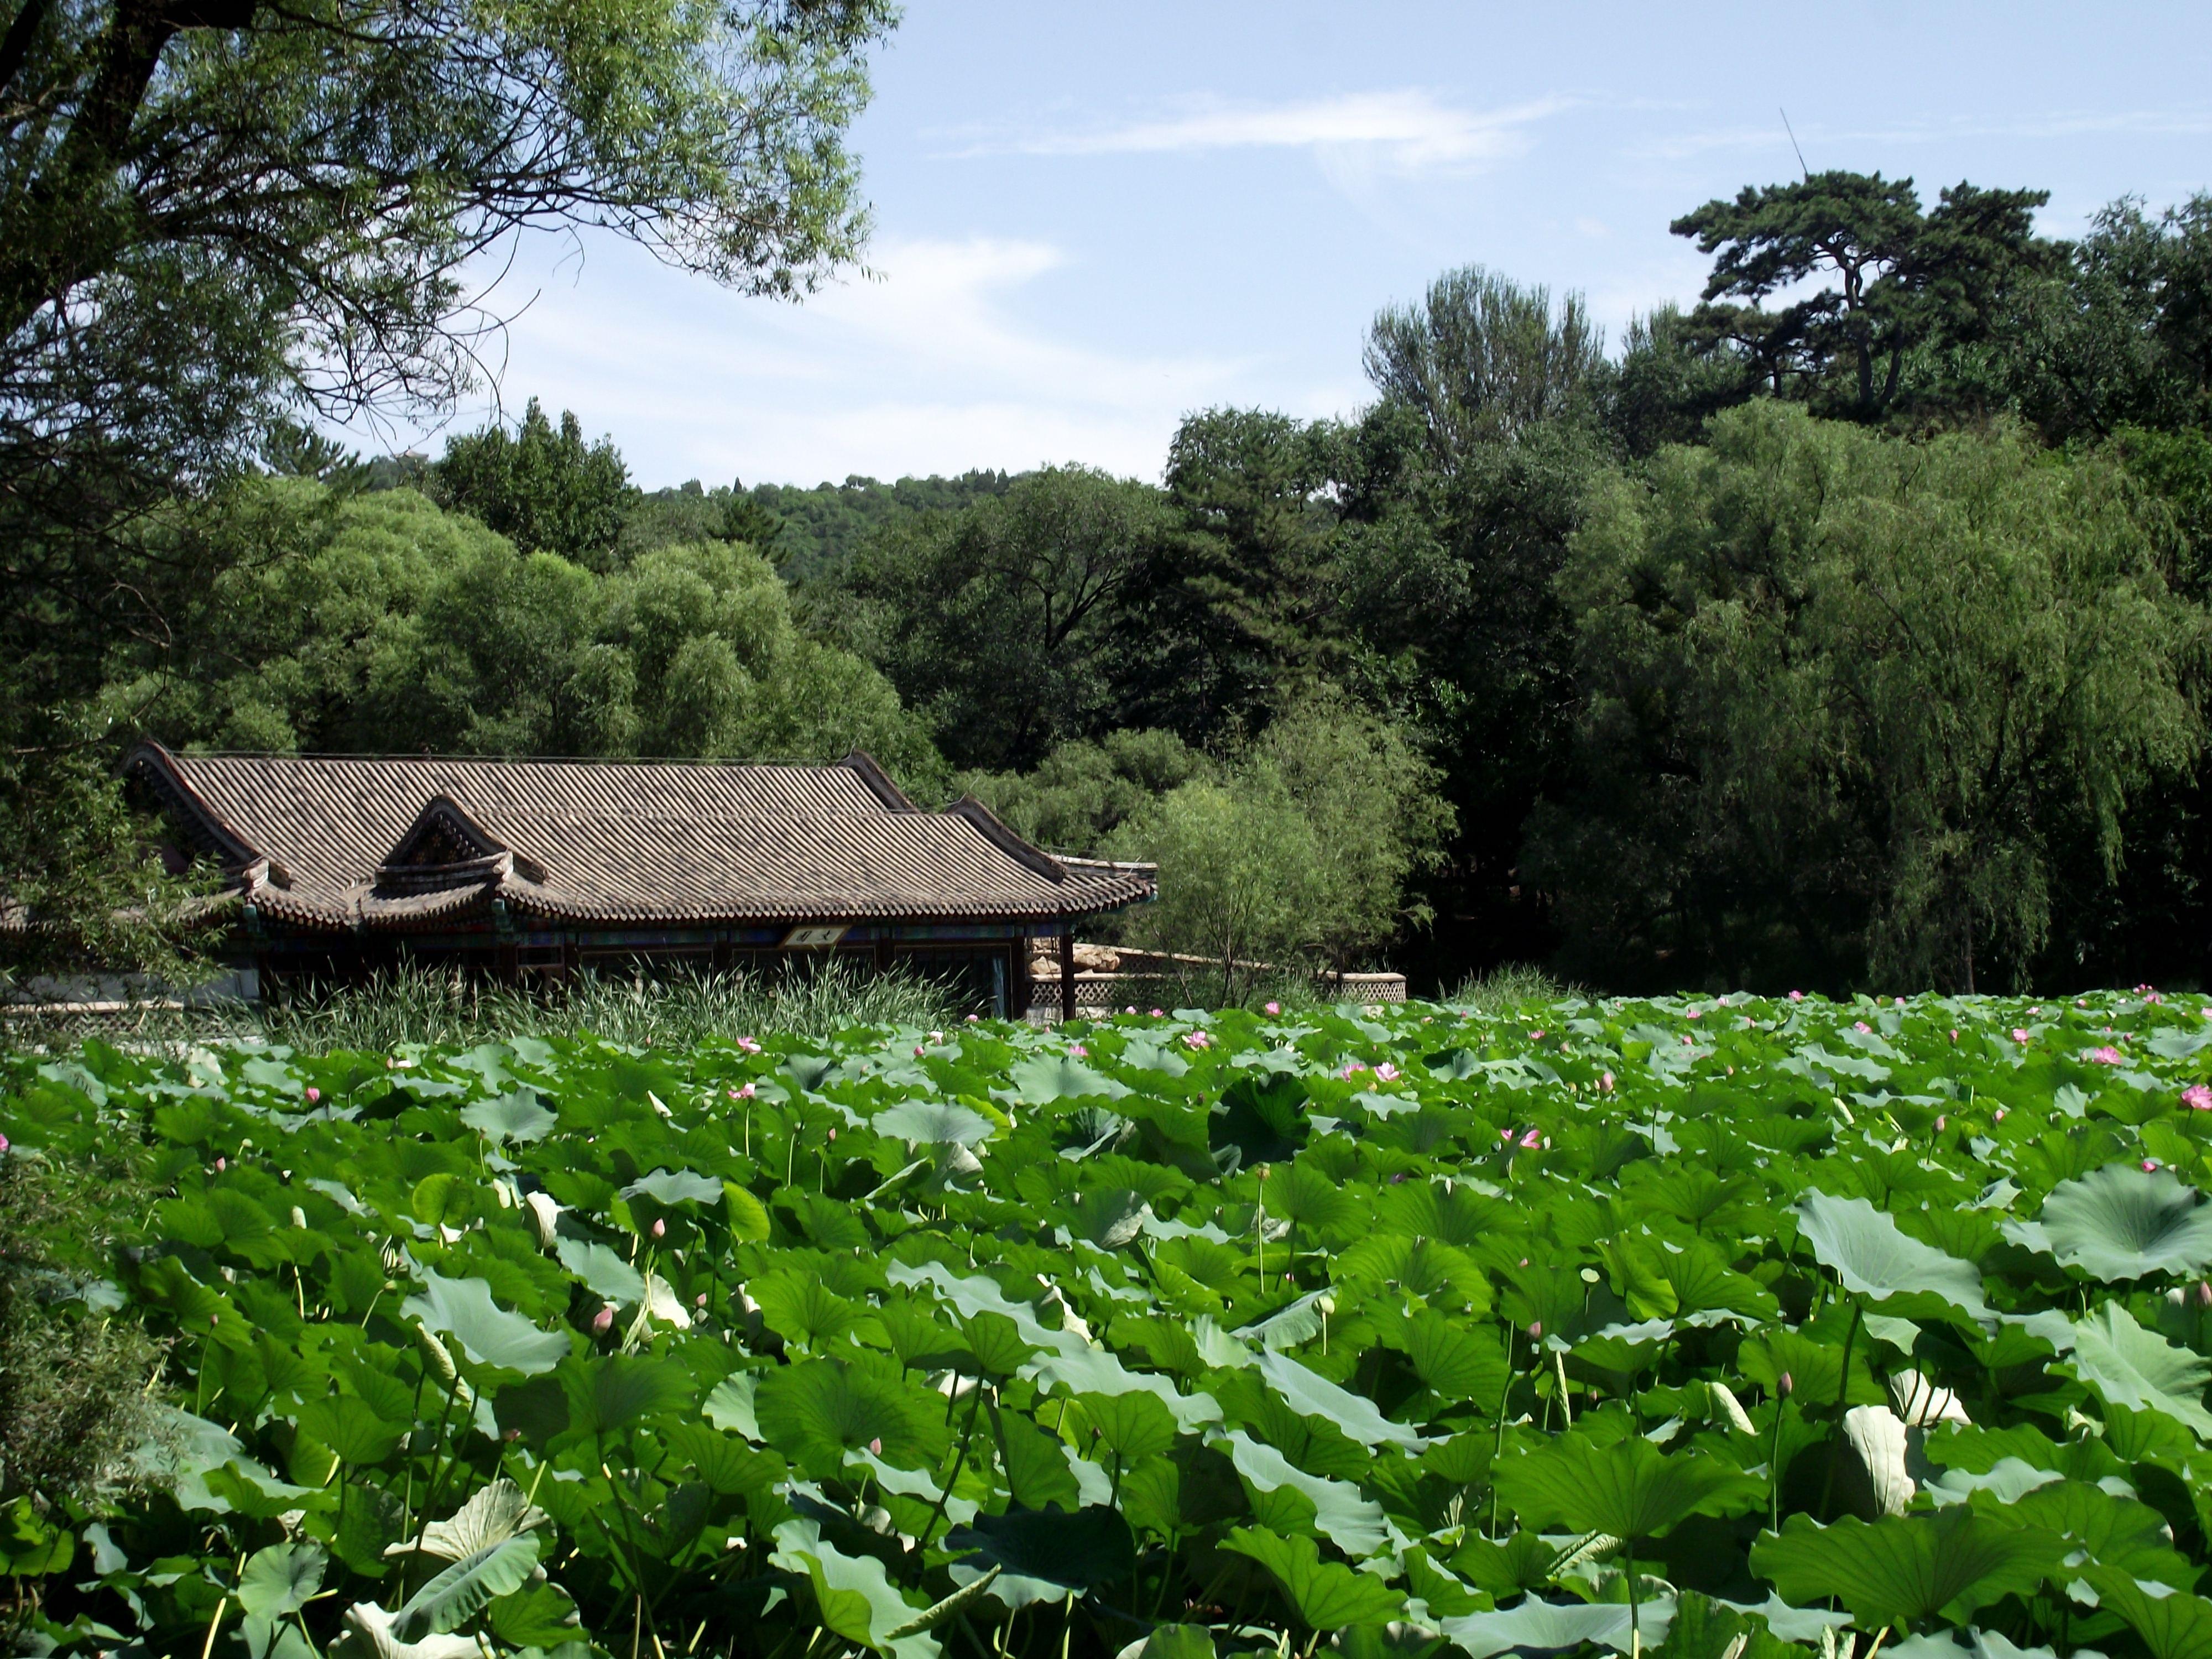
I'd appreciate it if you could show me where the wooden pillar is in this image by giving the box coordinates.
[1059,932,1076,1025]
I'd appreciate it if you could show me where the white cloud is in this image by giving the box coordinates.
[1646,106,2212,164]
[358,231,1278,487]
[963,90,1576,175]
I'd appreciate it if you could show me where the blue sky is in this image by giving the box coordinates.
[369,1,2212,489]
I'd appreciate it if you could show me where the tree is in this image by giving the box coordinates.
[1532,403,2201,992]
[1107,778,1324,1002]
[1118,408,1349,743]
[1997,195,2212,441]
[826,466,1176,771]
[1671,171,2053,421]
[102,481,945,787]
[430,399,637,570]
[1102,693,1452,986]
[955,729,1215,854]
[1363,266,1606,465]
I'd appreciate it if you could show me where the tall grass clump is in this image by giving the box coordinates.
[259,957,966,1050]
[1446,961,1569,1011]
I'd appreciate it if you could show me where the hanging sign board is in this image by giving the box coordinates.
[781,925,850,949]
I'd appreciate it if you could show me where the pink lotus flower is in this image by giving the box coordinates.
[1994,1106,2008,1121]
[0,1133,9,1154]
[929,1031,943,1043]
[868,1437,883,1455]
[1375,1062,1401,1083]
[2145,1160,2161,1172]
[651,1218,666,1239]
[2089,1046,2125,1065]
[1529,1029,1546,1040]
[1935,1115,1946,1133]
[738,1083,755,1099]
[1600,1071,1615,1092]
[966,1013,981,1022]
[1125,1005,1138,1015]
[1788,990,1805,1002]
[1499,1128,1514,1142]
[695,1292,708,1309]
[1894,997,1906,1008]
[1264,1001,1281,1016]
[1182,1030,1211,1051]
[1341,1061,1368,1078]
[2183,1084,2212,1112]
[726,1087,742,1099]
[1518,1128,1541,1149]
[826,1127,837,1142]
[1853,1021,1872,1034]
[1527,1321,1542,1339]
[1948,1029,1959,1042]
[1069,1044,1088,1057]
[1149,1008,1165,1018]
[592,1306,614,1334]
[737,1036,761,1053]
[2011,1028,2031,1043]
[1682,1035,1694,1046]
[215,1156,226,1172]
[304,1087,320,1104]
[1686,1008,1701,1020]
[914,1046,925,1057]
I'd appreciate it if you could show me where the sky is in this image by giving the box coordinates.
[361,2,2212,489]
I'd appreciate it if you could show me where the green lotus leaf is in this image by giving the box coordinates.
[618,1168,724,1206]
[237,1542,327,1618]
[943,1506,1135,1593]
[874,1099,997,1146]
[2011,1164,2212,1282]
[1493,1431,1762,1541]
[1009,1055,1133,1104]
[2083,1568,2212,1659]
[555,1237,645,1307]
[1076,1389,1178,1461]
[2067,1301,2212,1436]
[559,1353,693,1438]
[458,1089,557,1145]
[388,1533,543,1640]
[398,1271,567,1377]
[1793,1191,1992,1321]
[1214,1429,1391,1557]
[294,1395,405,1467]
[1749,1508,2062,1627]
[1221,1526,1406,1631]
[1438,1597,1674,1659]
[770,1519,938,1659]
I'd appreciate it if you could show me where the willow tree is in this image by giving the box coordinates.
[1535,402,2203,992]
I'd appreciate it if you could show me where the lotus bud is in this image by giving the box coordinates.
[1778,1372,1794,1399]
[696,1292,709,1309]
[0,1133,9,1154]
[868,1437,883,1455]
[651,1218,666,1239]
[305,1086,321,1104]
[1317,1295,1336,1316]
[291,1206,308,1229]
[215,1156,226,1172]
[418,1324,458,1386]
[2145,1160,2161,1172]
[592,1306,615,1335]
[1527,1321,1542,1340]
[208,1313,221,1329]
[1994,1106,2007,1121]
[1934,1115,1945,1133]
[827,1128,837,1142]
[2197,1281,2211,1310]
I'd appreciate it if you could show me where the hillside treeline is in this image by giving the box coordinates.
[19,171,2212,995]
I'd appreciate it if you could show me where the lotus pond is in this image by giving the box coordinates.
[8,990,2212,1659]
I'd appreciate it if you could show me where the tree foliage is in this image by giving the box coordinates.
[1532,403,2201,990]
[430,400,636,571]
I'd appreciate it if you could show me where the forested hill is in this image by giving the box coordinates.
[623,470,1016,583]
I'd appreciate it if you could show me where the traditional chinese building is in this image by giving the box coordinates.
[125,743,1155,1017]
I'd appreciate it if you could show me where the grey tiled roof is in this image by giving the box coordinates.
[127,745,1155,932]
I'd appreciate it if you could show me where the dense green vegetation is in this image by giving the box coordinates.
[12,990,2212,1659]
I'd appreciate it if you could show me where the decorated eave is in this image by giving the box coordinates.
[124,743,1155,936]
